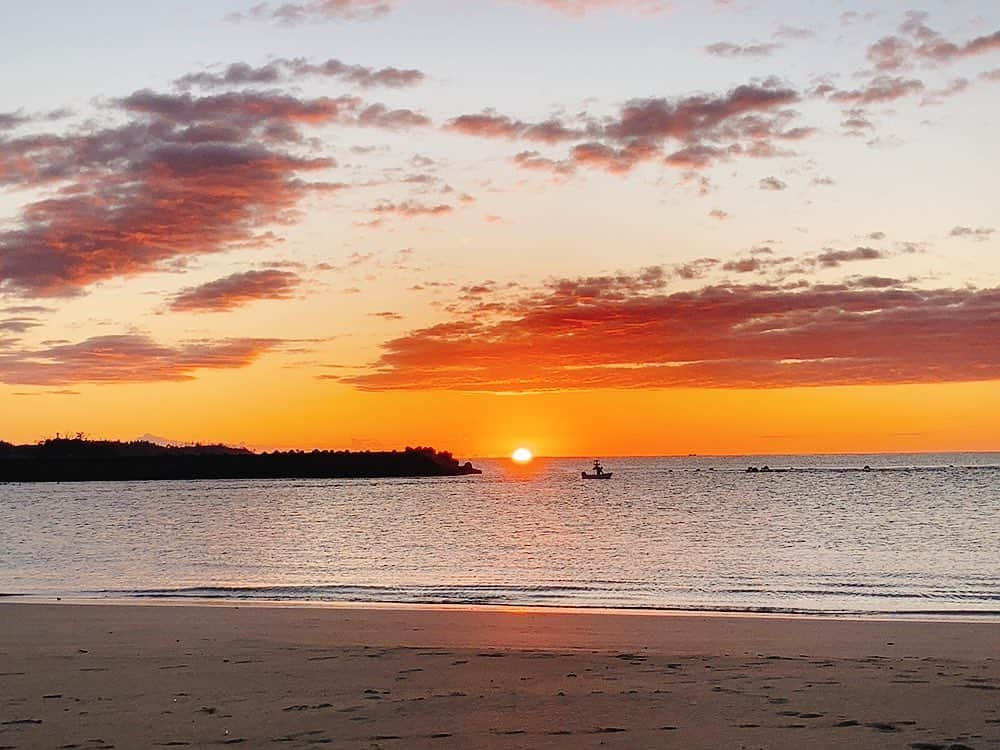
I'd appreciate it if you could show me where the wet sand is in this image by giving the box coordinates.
[0,601,997,749]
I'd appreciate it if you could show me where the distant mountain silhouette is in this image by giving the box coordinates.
[0,438,481,483]
[135,433,199,448]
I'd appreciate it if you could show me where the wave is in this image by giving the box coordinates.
[86,582,1000,617]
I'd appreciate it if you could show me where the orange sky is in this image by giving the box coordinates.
[2,1,999,457]
[4,373,998,457]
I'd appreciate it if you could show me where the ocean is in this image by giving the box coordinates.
[2,453,998,618]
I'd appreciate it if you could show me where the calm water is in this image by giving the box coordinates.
[2,454,999,617]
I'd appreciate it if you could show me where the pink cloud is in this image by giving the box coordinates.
[830,76,925,105]
[0,111,31,131]
[450,82,802,175]
[446,112,584,143]
[512,150,574,175]
[606,84,798,141]
[372,201,453,217]
[0,335,280,385]
[815,246,882,267]
[758,176,787,191]
[170,270,301,312]
[175,58,425,90]
[356,104,431,130]
[230,0,392,23]
[950,226,995,241]
[234,0,671,23]
[515,0,668,16]
[866,12,1000,71]
[0,79,429,297]
[705,41,780,58]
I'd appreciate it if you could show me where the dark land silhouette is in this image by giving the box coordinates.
[0,438,481,483]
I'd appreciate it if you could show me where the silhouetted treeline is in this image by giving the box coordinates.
[0,438,481,483]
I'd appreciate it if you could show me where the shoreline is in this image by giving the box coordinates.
[2,601,997,748]
[4,593,1000,624]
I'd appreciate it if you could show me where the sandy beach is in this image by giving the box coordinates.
[0,602,997,749]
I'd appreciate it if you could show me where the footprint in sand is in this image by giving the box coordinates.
[866,722,900,733]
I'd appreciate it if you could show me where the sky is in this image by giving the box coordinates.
[1,0,998,457]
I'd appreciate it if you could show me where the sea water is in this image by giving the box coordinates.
[2,453,998,617]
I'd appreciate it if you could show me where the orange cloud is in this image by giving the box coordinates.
[344,275,1000,392]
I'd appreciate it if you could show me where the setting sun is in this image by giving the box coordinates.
[511,448,533,463]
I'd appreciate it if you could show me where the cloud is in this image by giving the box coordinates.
[921,78,971,105]
[830,76,924,105]
[372,201,453,217]
[866,36,914,72]
[722,258,762,273]
[0,81,423,297]
[230,0,392,23]
[950,226,995,241]
[0,317,42,334]
[772,25,814,41]
[515,0,668,15]
[120,89,359,126]
[12,389,80,397]
[0,111,31,131]
[606,84,798,140]
[840,108,875,136]
[705,42,780,58]
[569,140,660,173]
[446,112,585,143]
[815,246,882,267]
[0,114,332,297]
[356,103,431,129]
[233,0,670,23]
[674,258,719,280]
[0,335,280,385]
[840,10,877,26]
[342,275,1000,392]
[2,305,53,315]
[867,12,1000,71]
[758,176,786,191]
[449,82,803,174]
[664,144,732,168]
[175,58,425,90]
[169,270,301,312]
[720,246,887,276]
[512,150,575,175]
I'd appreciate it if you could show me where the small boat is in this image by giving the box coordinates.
[582,459,613,479]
